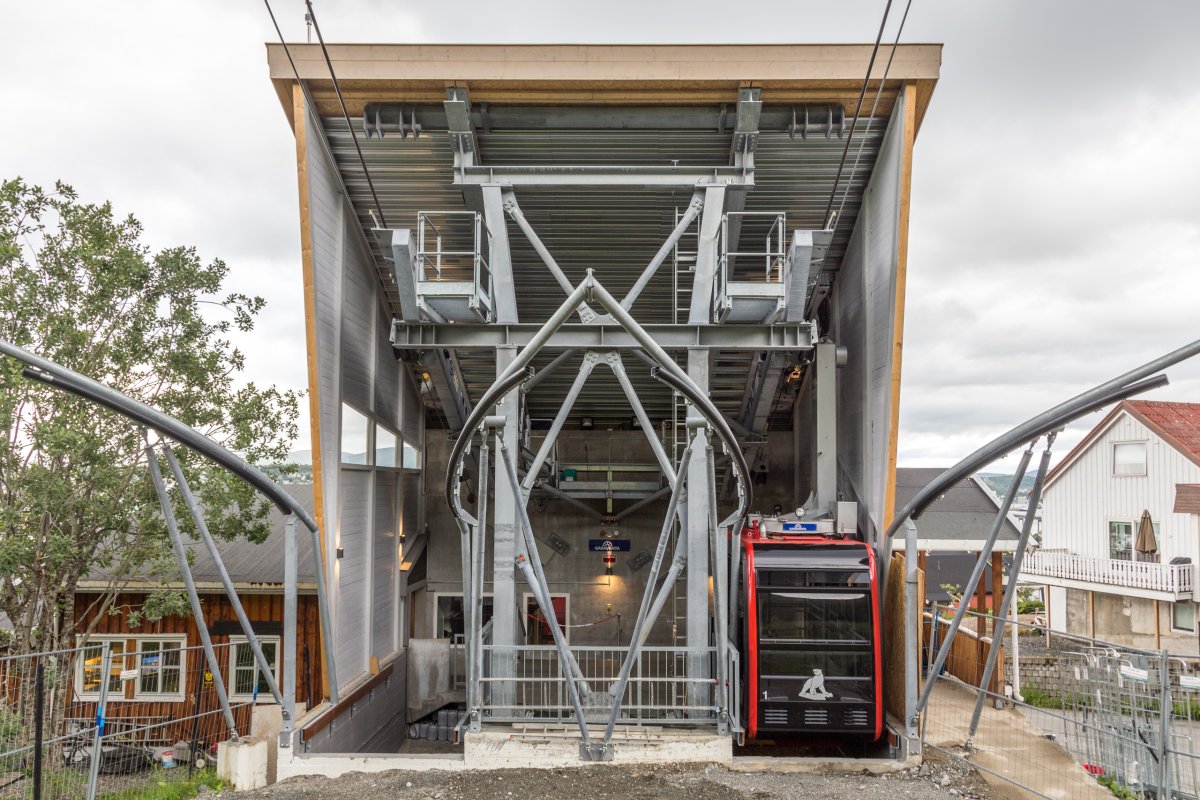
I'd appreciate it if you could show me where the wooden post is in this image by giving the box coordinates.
[1045,584,1052,646]
[1089,590,1096,640]
[1154,600,1161,650]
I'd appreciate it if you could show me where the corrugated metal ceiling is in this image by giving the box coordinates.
[319,106,887,430]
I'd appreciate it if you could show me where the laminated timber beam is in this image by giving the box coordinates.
[390,320,814,350]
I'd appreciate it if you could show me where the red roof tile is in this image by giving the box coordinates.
[1125,400,1200,468]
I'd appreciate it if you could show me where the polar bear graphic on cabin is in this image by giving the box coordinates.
[798,668,833,700]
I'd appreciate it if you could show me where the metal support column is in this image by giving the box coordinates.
[688,187,726,324]
[160,447,290,715]
[967,435,1056,743]
[282,515,298,744]
[143,442,240,740]
[685,348,711,711]
[813,341,838,515]
[903,519,920,753]
[490,345,519,708]
[482,186,518,324]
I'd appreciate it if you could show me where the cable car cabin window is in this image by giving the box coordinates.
[756,568,870,589]
[757,591,872,643]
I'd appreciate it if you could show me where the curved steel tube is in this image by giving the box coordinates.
[2,340,315,529]
[651,364,752,532]
[885,372,1169,539]
[444,366,534,514]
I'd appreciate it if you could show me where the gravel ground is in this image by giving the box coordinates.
[229,750,992,800]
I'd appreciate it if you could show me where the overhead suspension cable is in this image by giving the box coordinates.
[822,0,894,230]
[301,0,388,229]
[834,0,914,227]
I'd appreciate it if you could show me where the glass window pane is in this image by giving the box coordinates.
[341,405,370,465]
[757,591,872,643]
[1114,442,1147,475]
[402,442,420,469]
[376,426,397,468]
[1175,603,1196,632]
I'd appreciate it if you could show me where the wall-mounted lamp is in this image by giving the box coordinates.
[581,416,594,430]
[603,552,616,576]
[336,547,345,559]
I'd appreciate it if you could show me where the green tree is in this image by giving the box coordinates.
[0,178,299,662]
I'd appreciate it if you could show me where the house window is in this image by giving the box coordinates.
[1113,442,1147,476]
[229,636,280,701]
[77,638,130,698]
[435,594,494,640]
[523,594,569,645]
[1173,602,1196,633]
[136,638,186,699]
[1109,521,1134,560]
[341,404,371,465]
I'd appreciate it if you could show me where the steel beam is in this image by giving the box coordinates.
[444,87,477,172]
[481,186,518,324]
[393,320,814,351]
[689,187,726,324]
[144,442,240,741]
[813,342,838,515]
[489,346,519,709]
[685,350,711,711]
[455,165,754,189]
[723,88,762,254]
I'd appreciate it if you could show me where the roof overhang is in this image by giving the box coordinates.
[267,43,941,131]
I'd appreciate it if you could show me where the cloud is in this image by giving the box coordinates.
[1,0,1197,468]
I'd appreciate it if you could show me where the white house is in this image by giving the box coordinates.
[1025,400,1200,653]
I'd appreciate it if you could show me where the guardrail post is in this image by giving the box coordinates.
[85,645,112,800]
[1159,648,1173,798]
[33,660,44,800]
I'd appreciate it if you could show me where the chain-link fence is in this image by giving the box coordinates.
[922,606,1200,799]
[2,639,265,800]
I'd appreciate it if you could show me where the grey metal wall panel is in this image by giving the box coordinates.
[336,470,371,680]
[304,105,345,593]
[340,232,375,413]
[301,657,408,754]
[375,315,401,431]
[401,370,421,446]
[372,472,399,659]
[833,89,907,544]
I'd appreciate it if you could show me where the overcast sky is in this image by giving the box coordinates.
[2,0,1197,472]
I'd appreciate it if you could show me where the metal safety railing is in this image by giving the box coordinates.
[415,210,494,322]
[476,645,728,727]
[1024,550,1195,595]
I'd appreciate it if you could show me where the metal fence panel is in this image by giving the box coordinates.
[2,640,261,800]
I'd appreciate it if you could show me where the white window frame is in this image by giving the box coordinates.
[228,636,281,703]
[1109,519,1134,560]
[1113,440,1148,477]
[133,636,187,701]
[431,592,494,641]
[75,636,133,701]
[375,423,401,470]
[1173,602,1197,634]
[522,592,571,645]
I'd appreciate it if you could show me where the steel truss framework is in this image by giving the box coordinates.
[445,273,751,760]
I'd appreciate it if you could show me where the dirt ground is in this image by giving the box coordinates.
[230,750,992,800]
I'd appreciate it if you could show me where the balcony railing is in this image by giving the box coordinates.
[1024,550,1194,595]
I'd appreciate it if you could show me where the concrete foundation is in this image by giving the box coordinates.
[217,737,269,791]
[462,730,732,769]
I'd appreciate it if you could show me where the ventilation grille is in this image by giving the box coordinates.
[845,709,870,727]
[763,708,789,726]
[802,708,829,726]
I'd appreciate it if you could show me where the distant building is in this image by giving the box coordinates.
[892,467,1023,606]
[71,484,324,725]
[1026,400,1200,653]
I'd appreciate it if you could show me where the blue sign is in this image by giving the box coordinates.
[589,539,631,552]
[781,522,819,532]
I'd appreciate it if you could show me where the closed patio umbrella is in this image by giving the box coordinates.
[1135,509,1157,561]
